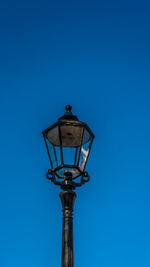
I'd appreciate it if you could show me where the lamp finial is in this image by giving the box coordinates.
[65,105,72,113]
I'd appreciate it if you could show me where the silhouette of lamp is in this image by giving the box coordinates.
[42,105,94,267]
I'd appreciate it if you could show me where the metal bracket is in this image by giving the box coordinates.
[46,169,90,188]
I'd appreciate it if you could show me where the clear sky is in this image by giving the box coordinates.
[0,0,150,266]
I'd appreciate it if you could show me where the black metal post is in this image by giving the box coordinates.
[60,189,77,267]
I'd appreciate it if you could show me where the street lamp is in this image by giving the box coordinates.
[42,105,94,267]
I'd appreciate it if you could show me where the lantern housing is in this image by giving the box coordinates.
[42,105,94,185]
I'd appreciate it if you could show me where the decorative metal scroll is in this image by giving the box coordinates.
[46,169,90,189]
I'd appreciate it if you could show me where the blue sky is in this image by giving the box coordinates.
[0,0,150,266]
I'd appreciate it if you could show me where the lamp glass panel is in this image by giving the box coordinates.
[45,137,57,169]
[45,126,61,169]
[74,147,80,165]
[60,125,83,147]
[79,129,92,171]
[55,146,62,166]
[62,147,76,165]
[47,126,60,146]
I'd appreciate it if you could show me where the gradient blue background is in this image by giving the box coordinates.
[0,0,150,266]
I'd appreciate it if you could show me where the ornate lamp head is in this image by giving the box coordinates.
[42,105,94,189]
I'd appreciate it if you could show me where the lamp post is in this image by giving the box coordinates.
[42,105,94,267]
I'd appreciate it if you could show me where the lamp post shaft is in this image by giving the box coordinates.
[60,190,77,267]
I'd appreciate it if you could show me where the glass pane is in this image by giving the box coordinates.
[55,146,62,166]
[46,126,62,169]
[45,137,57,169]
[62,147,76,165]
[60,125,83,147]
[56,167,80,179]
[74,147,80,165]
[47,126,60,146]
[79,129,93,171]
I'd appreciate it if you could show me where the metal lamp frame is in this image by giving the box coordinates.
[42,113,94,187]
